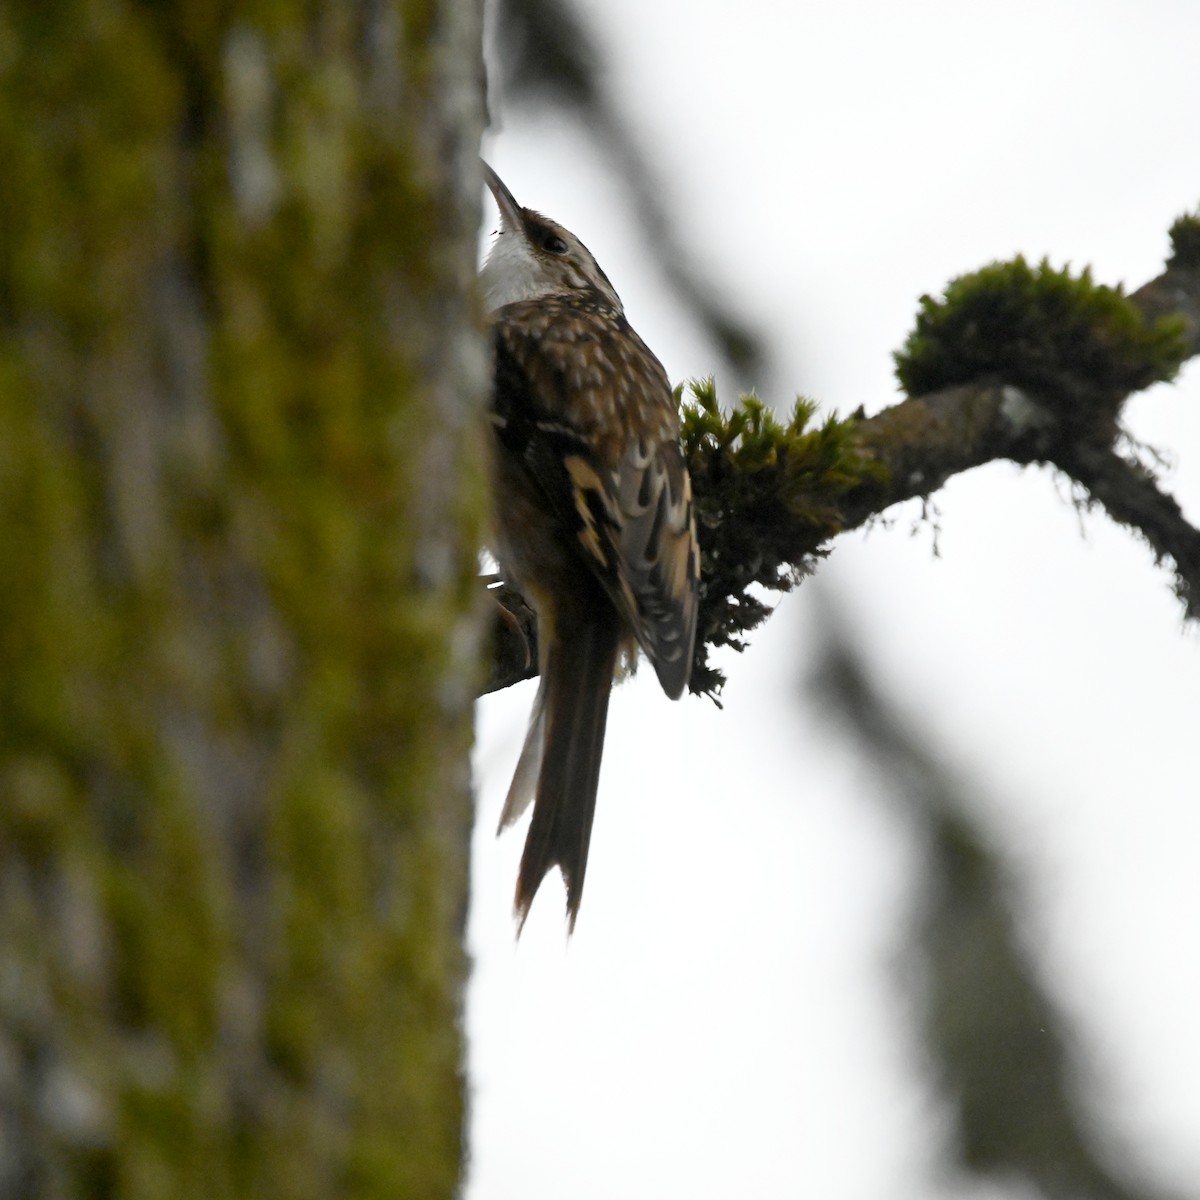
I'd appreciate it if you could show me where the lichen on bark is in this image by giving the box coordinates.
[0,2,485,1197]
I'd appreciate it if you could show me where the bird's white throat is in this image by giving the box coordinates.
[480,231,559,312]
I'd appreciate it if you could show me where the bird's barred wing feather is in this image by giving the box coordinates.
[604,434,696,697]
[493,299,699,697]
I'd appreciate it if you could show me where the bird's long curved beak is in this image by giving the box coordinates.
[482,161,524,233]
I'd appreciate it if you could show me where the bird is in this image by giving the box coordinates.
[480,162,700,930]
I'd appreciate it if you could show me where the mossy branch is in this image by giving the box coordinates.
[679,384,880,700]
[485,209,1200,700]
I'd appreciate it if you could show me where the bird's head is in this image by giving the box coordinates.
[480,162,623,314]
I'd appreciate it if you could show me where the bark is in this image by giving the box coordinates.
[0,2,484,1197]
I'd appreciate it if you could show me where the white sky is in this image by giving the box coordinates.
[469,2,1200,1196]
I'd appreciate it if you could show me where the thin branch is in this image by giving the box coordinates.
[838,381,1058,531]
[841,257,1200,529]
[1053,442,1200,619]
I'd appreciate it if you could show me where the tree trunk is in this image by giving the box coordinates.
[0,2,484,1196]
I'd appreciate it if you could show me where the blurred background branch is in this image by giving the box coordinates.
[489,0,768,380]
[808,590,1190,1200]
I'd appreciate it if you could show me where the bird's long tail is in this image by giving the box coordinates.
[514,608,621,931]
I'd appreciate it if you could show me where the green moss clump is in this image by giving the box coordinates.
[680,380,883,700]
[1167,208,1200,271]
[894,257,1187,424]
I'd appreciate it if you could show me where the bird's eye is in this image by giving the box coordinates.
[543,234,569,255]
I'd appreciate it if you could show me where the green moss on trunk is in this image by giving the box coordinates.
[0,2,483,1196]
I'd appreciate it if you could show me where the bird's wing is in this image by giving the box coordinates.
[493,297,699,697]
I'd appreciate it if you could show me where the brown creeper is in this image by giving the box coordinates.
[481,163,699,930]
